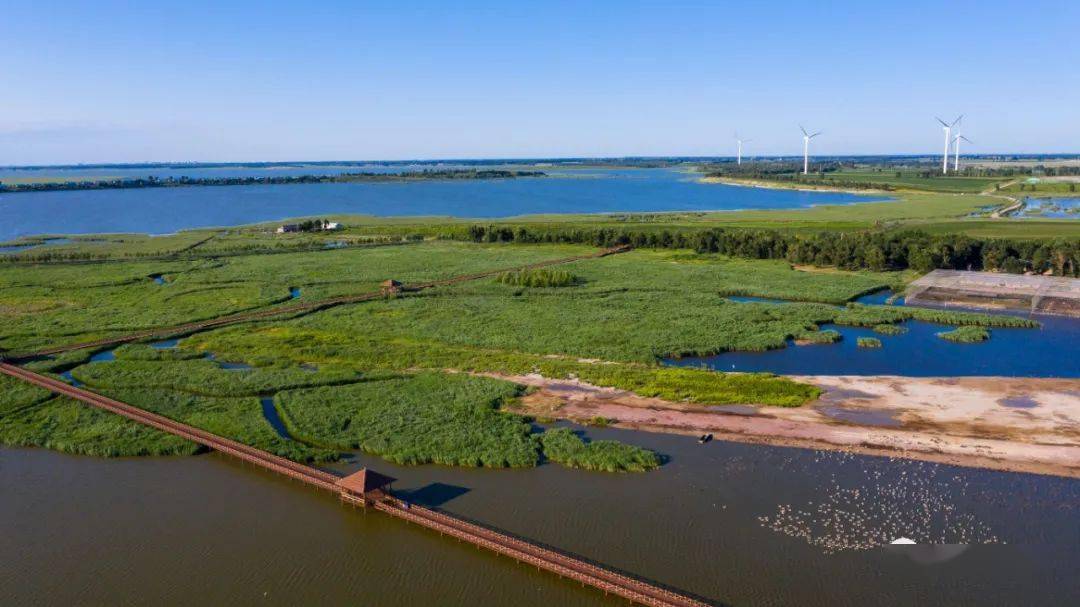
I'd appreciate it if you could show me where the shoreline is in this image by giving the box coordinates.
[499,372,1080,479]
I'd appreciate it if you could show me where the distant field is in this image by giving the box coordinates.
[999,180,1080,196]
[820,170,1006,193]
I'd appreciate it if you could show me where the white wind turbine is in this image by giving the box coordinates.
[734,132,751,165]
[800,125,822,175]
[936,115,963,174]
[952,134,972,172]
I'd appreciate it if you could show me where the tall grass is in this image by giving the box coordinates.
[937,326,991,343]
[276,372,540,468]
[70,359,362,396]
[540,428,660,472]
[496,268,577,287]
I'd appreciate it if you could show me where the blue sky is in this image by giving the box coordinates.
[2,1,1077,164]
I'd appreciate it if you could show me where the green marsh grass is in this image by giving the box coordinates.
[540,427,660,472]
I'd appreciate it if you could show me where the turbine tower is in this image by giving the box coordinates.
[953,134,971,172]
[800,125,821,175]
[936,115,963,174]
[734,132,751,165]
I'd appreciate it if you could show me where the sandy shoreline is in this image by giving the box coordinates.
[495,373,1080,479]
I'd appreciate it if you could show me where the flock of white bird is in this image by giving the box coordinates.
[757,451,1001,553]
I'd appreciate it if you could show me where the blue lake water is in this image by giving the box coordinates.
[0,168,887,241]
[667,308,1079,377]
[1018,197,1079,219]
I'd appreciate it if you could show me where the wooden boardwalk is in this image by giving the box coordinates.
[0,342,711,607]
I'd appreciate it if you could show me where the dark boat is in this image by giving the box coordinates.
[698,433,713,444]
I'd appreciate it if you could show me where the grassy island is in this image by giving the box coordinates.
[937,326,991,343]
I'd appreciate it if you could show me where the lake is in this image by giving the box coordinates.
[3,421,1077,607]
[1016,197,1080,219]
[667,295,1080,377]
[0,169,885,241]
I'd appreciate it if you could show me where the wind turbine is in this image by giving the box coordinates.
[952,134,972,172]
[935,115,962,174]
[800,125,822,175]
[734,132,751,165]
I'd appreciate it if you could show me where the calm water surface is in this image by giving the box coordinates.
[0,169,886,241]
[1016,197,1080,219]
[669,295,1080,377]
[3,427,1078,607]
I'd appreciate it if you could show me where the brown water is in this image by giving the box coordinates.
[2,424,1078,606]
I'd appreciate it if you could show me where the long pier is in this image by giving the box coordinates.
[0,353,710,607]
[11,245,629,360]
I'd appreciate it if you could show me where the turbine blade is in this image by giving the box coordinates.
[960,135,973,143]
[935,116,950,128]
[800,125,809,137]
[810,131,822,138]
[952,114,964,127]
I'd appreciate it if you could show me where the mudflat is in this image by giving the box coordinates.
[505,373,1080,478]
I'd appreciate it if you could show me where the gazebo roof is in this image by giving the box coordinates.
[336,468,397,495]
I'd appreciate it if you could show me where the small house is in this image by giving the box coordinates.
[276,224,300,234]
[381,279,403,295]
[325,221,342,230]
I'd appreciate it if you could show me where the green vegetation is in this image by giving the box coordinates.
[0,242,595,353]
[872,324,907,336]
[69,359,361,397]
[540,427,660,472]
[937,326,991,343]
[0,236,1049,471]
[836,304,1037,329]
[112,343,206,361]
[0,374,57,412]
[0,375,198,457]
[1000,180,1080,196]
[701,162,1014,194]
[0,169,545,194]
[276,372,538,468]
[459,223,1079,276]
[496,268,577,287]
[796,329,842,344]
[857,337,882,348]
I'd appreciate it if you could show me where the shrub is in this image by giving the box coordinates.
[937,326,990,343]
[857,337,882,348]
[496,268,577,287]
[540,427,660,472]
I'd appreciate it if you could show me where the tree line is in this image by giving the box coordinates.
[0,170,545,194]
[459,224,1079,276]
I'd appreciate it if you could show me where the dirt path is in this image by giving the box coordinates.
[500,373,1080,478]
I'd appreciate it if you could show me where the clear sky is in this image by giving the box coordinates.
[2,0,1078,164]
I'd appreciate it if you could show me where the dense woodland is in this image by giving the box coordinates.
[461,224,1080,276]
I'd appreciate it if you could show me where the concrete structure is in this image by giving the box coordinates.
[906,270,1080,317]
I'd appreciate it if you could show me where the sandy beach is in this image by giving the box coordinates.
[498,373,1080,478]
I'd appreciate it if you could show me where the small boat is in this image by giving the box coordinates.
[890,537,916,545]
[698,433,713,444]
